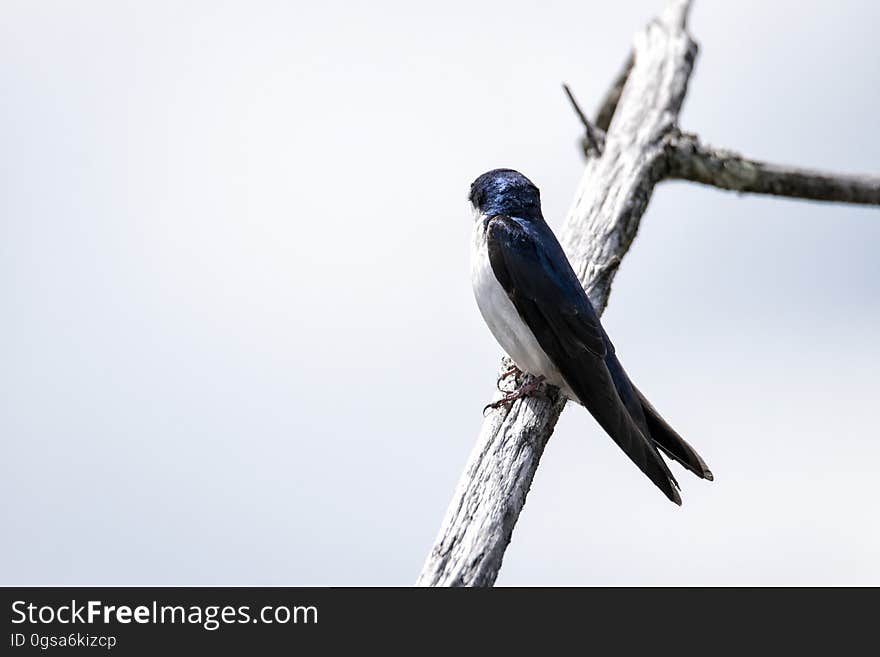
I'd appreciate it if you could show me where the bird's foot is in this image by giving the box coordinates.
[496,364,521,391]
[484,375,547,414]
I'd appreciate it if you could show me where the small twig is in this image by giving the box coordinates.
[563,83,604,156]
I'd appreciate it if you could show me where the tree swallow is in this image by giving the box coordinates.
[469,168,712,504]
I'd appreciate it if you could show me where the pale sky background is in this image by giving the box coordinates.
[2,0,878,586]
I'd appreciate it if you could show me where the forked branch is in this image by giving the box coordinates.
[418,0,877,588]
[418,0,697,588]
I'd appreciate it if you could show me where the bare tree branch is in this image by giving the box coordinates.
[666,131,880,205]
[595,53,634,132]
[417,0,697,588]
[563,83,605,156]
[418,0,878,588]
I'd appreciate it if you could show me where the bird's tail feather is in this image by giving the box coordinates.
[601,343,713,489]
[634,386,713,481]
[564,357,683,505]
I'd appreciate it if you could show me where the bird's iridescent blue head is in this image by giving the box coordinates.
[468,169,542,221]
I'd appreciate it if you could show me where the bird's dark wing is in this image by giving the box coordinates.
[485,215,681,504]
[485,215,606,359]
[600,330,713,481]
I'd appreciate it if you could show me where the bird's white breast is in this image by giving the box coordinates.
[470,217,571,395]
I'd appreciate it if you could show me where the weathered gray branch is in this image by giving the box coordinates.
[417,0,697,587]
[666,131,880,205]
[418,0,878,588]
[595,53,634,132]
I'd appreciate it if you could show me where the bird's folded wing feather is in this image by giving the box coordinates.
[485,215,606,359]
[485,214,681,503]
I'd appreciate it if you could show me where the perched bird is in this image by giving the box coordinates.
[469,168,712,504]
